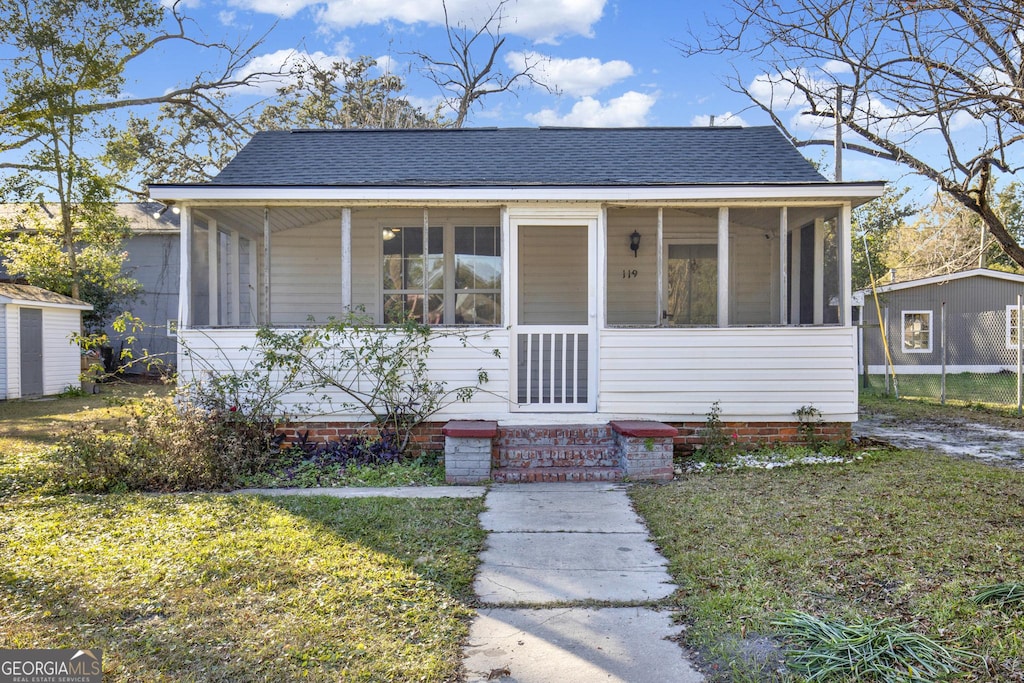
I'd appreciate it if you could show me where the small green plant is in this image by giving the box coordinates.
[696,401,738,464]
[58,384,87,398]
[972,582,1024,609]
[773,610,969,682]
[794,404,823,451]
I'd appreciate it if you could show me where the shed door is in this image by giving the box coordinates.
[20,308,43,397]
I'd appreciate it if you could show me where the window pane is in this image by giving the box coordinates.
[455,293,501,325]
[666,244,717,326]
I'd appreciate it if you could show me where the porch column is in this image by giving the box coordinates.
[717,207,729,327]
[500,206,510,327]
[229,230,241,326]
[262,208,271,325]
[840,202,852,326]
[178,205,191,328]
[779,207,788,325]
[341,208,352,312]
[422,208,430,322]
[813,217,825,325]
[656,207,664,325]
[207,218,219,326]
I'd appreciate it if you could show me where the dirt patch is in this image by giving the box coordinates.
[854,413,1024,468]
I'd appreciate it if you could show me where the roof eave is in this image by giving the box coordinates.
[150,181,886,204]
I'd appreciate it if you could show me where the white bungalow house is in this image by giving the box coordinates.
[150,127,884,482]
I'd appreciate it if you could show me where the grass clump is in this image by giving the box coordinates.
[973,583,1024,609]
[774,610,967,682]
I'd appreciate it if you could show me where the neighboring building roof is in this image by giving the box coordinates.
[854,268,1024,296]
[203,126,831,187]
[0,202,178,234]
[0,283,92,310]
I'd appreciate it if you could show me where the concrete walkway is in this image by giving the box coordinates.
[462,482,704,682]
[235,483,704,681]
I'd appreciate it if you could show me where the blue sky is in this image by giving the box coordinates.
[135,1,919,191]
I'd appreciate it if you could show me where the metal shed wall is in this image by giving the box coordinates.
[861,276,1024,371]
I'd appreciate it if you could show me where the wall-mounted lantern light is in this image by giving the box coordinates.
[629,230,642,258]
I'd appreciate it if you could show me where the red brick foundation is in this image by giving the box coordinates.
[276,419,852,460]
[275,421,446,453]
[669,421,852,455]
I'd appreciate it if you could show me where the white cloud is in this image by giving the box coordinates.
[505,51,633,97]
[228,0,318,19]
[690,112,749,127]
[526,91,656,127]
[820,60,852,76]
[218,10,237,25]
[236,48,349,95]
[230,0,605,42]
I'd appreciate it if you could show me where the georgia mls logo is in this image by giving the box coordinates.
[0,648,102,683]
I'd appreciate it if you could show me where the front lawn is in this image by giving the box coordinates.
[0,493,484,681]
[1,386,483,680]
[632,450,1024,681]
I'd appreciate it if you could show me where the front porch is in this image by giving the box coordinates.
[175,201,860,424]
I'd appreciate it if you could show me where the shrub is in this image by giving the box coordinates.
[48,395,282,492]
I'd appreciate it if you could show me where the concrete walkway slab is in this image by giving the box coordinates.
[462,607,703,683]
[232,486,486,498]
[481,484,647,533]
[475,531,675,603]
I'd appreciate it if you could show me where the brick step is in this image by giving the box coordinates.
[497,425,616,448]
[491,466,625,483]
[498,447,620,469]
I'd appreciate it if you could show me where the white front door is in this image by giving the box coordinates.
[511,220,597,411]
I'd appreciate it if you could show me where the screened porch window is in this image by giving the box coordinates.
[665,243,717,326]
[382,225,501,325]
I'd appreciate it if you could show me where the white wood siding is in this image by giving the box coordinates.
[177,327,510,421]
[599,327,857,421]
[42,308,83,396]
[270,220,343,324]
[0,304,7,399]
[178,326,856,422]
[5,305,19,398]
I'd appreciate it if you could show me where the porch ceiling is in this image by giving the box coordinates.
[194,206,341,235]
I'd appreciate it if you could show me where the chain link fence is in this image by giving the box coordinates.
[863,297,1024,411]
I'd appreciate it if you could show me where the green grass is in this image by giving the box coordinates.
[862,372,1024,412]
[632,450,1024,681]
[0,493,485,681]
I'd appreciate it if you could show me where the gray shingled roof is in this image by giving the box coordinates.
[0,283,92,308]
[207,127,828,187]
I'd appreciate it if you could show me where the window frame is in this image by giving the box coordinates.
[380,222,502,327]
[901,310,933,353]
[1006,304,1022,350]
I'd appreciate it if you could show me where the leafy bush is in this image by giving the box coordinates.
[48,395,282,492]
[237,432,443,488]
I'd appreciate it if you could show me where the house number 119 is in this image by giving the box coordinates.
[622,269,638,279]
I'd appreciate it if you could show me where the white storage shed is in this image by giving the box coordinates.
[0,284,92,399]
